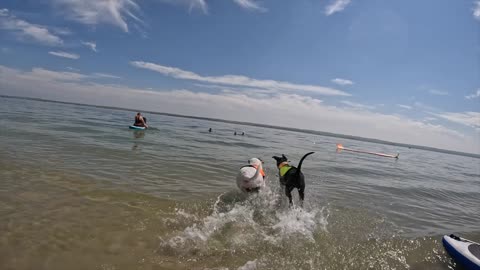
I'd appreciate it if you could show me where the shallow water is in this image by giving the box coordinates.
[0,97,479,270]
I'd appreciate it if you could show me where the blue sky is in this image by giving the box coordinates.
[0,0,479,153]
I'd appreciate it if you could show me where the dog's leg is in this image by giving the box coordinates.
[298,187,305,208]
[285,186,294,206]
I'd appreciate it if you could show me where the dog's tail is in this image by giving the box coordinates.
[296,152,315,173]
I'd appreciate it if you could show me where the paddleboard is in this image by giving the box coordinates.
[443,234,480,270]
[129,125,146,130]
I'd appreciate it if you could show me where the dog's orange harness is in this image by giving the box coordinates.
[252,164,266,177]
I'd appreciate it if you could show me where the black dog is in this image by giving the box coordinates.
[272,152,314,207]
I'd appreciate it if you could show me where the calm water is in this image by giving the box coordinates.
[0,96,479,270]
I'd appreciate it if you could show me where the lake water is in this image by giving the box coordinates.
[0,96,479,270]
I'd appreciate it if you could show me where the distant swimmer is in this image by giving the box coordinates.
[241,132,245,136]
[209,128,212,132]
[234,131,237,136]
[133,112,148,128]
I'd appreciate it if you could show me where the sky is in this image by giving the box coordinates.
[0,0,479,154]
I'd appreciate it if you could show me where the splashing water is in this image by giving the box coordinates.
[154,188,452,270]
[272,206,329,241]
[158,187,329,269]
[237,260,257,270]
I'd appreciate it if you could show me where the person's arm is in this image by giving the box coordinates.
[141,116,148,128]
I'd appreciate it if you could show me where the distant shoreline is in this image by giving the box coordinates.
[2,94,479,159]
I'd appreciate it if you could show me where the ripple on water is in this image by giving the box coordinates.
[1,97,480,269]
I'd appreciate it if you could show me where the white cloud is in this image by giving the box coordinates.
[1,64,477,154]
[11,67,120,81]
[473,1,480,20]
[465,89,480,99]
[160,0,268,14]
[325,0,351,16]
[428,89,449,96]
[11,67,122,82]
[423,116,437,122]
[48,51,80,59]
[66,66,80,71]
[130,61,350,96]
[233,0,267,12]
[0,65,127,83]
[341,100,375,110]
[50,0,269,28]
[28,67,88,81]
[332,78,354,86]
[434,111,480,129]
[157,0,208,14]
[82,41,97,52]
[186,0,208,13]
[397,104,412,110]
[52,0,142,32]
[0,9,63,46]
[413,101,439,112]
[93,73,121,79]
[52,27,72,35]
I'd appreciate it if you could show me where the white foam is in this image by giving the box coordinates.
[201,260,258,270]
[272,207,318,240]
[175,208,197,220]
[166,203,257,251]
[237,260,257,270]
[161,190,329,254]
[265,205,328,245]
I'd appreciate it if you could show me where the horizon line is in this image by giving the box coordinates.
[1,94,479,159]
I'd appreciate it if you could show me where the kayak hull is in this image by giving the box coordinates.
[129,125,146,130]
[443,235,480,270]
